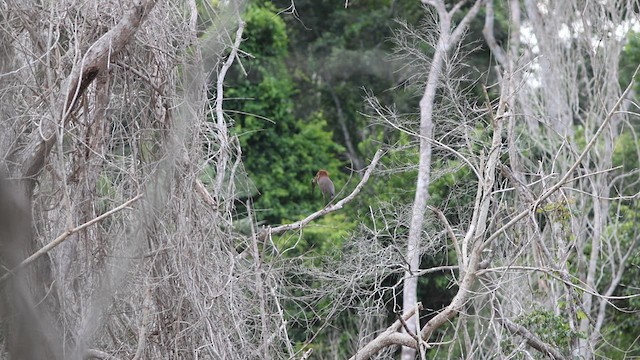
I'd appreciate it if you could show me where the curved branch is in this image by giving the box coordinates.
[214,17,246,196]
[427,205,462,267]
[348,303,422,360]
[12,0,157,186]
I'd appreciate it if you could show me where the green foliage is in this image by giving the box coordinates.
[359,132,419,206]
[242,2,288,58]
[225,3,345,224]
[535,198,575,230]
[600,120,640,358]
[221,2,508,358]
[612,131,640,194]
[621,32,640,92]
[605,37,640,357]
[274,212,354,258]
[595,201,640,358]
[272,0,425,155]
[515,309,583,357]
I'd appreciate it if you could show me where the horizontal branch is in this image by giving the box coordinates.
[0,194,143,285]
[413,265,459,277]
[479,265,640,301]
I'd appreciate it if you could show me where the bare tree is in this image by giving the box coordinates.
[489,1,640,358]
[0,0,301,358]
[400,2,483,360]
[1,1,158,357]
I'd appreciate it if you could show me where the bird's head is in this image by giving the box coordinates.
[316,170,330,178]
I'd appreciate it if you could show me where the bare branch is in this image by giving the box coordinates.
[449,0,484,49]
[499,317,567,360]
[12,0,157,184]
[213,11,245,201]
[0,194,143,285]
[482,0,507,66]
[427,205,461,267]
[264,149,384,236]
[348,303,423,360]
[479,266,640,302]
[413,265,459,277]
[482,65,640,249]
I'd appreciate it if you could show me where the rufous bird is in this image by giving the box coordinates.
[312,169,335,202]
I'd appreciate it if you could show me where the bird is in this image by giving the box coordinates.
[312,169,335,203]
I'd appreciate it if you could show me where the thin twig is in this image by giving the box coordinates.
[478,265,640,301]
[214,17,246,197]
[397,310,418,341]
[215,20,245,130]
[427,205,462,267]
[0,194,143,284]
[482,65,640,249]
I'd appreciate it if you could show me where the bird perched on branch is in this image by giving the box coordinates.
[312,169,335,203]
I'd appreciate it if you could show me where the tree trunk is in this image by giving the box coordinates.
[401,1,483,358]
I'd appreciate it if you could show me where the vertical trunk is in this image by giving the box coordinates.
[579,128,614,356]
[401,0,483,356]
[523,0,574,138]
[401,43,442,360]
[401,14,449,359]
[330,89,365,170]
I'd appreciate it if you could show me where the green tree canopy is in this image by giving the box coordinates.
[226,2,344,223]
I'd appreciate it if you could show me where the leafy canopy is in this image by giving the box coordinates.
[226,2,344,223]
